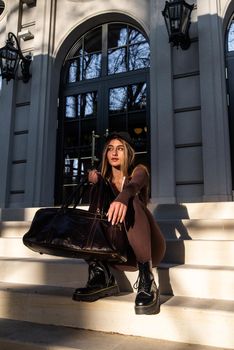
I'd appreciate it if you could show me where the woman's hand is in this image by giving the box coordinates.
[88,169,100,183]
[107,201,127,225]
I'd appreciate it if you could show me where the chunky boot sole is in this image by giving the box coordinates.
[72,284,119,302]
[135,292,160,315]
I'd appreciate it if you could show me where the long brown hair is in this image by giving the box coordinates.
[101,138,135,179]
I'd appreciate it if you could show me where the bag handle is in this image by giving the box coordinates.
[62,175,89,210]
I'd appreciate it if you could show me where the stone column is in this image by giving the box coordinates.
[150,0,176,203]
[197,0,232,201]
[0,0,19,207]
[25,0,57,206]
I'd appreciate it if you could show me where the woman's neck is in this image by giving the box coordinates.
[111,166,123,181]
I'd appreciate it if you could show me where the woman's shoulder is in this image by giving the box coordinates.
[131,164,149,177]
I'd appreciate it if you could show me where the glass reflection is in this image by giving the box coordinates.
[80,126,93,146]
[228,22,234,52]
[66,96,76,118]
[129,43,150,70]
[129,28,146,44]
[64,155,78,178]
[77,92,97,118]
[83,53,101,79]
[108,48,127,74]
[64,122,78,148]
[84,27,102,53]
[109,87,127,114]
[128,83,147,110]
[108,24,128,48]
[67,59,82,83]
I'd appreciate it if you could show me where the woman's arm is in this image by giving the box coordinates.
[114,165,149,206]
[107,165,149,225]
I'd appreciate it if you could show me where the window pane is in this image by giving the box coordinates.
[67,58,82,83]
[109,115,126,131]
[129,27,146,44]
[109,87,127,114]
[129,121,147,152]
[65,96,76,118]
[128,83,147,111]
[78,92,98,118]
[228,22,234,52]
[64,121,79,148]
[108,48,127,74]
[83,53,101,79]
[63,150,79,180]
[80,119,96,146]
[108,24,128,48]
[129,43,150,70]
[84,27,102,53]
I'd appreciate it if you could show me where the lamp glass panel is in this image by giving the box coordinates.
[169,3,182,32]
[181,6,191,34]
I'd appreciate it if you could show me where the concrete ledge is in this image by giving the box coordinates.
[0,283,233,349]
[0,319,225,350]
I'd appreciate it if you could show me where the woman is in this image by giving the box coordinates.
[73,131,166,315]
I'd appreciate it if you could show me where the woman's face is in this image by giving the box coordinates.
[106,139,125,168]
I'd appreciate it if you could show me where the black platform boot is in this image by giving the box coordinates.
[72,260,119,302]
[134,261,160,315]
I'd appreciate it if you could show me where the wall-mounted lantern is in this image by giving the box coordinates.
[162,0,194,50]
[0,32,32,83]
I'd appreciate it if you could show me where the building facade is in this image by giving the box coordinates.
[0,0,234,208]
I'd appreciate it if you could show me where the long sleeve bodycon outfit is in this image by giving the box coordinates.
[110,166,166,271]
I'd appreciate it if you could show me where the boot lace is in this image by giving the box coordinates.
[133,272,151,296]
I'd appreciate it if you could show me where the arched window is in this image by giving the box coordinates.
[0,1,5,18]
[55,22,150,203]
[226,14,234,190]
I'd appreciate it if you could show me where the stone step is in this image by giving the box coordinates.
[2,218,234,242]
[0,319,226,350]
[158,219,234,240]
[162,239,234,266]
[0,257,233,300]
[159,263,234,300]
[0,282,233,349]
[0,221,31,237]
[0,237,66,258]
[0,257,148,292]
[150,202,234,220]
[1,236,234,266]
[0,319,228,350]
[2,202,234,221]
[0,208,40,221]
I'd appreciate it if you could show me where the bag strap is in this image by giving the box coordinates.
[62,175,89,210]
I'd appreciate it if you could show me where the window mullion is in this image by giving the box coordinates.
[102,24,108,77]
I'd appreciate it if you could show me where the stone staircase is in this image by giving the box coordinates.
[0,203,233,349]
